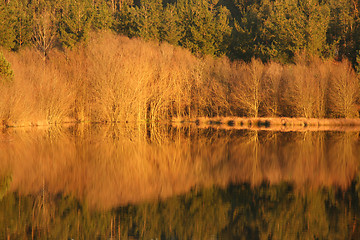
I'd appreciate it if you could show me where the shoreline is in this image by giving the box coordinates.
[171,117,360,132]
[2,117,360,132]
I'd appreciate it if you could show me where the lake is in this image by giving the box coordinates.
[1,124,360,239]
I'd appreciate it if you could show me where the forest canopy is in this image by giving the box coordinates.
[0,0,360,66]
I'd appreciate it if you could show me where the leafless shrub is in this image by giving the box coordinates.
[1,33,360,127]
[33,11,57,61]
[279,55,331,118]
[327,60,359,118]
[230,58,265,117]
[262,62,283,117]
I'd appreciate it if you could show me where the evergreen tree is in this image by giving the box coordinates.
[11,0,33,50]
[327,0,357,60]
[161,4,183,45]
[303,0,330,57]
[177,0,231,56]
[261,0,330,62]
[0,2,16,50]
[92,1,114,30]
[263,0,307,62]
[356,50,360,73]
[229,1,263,61]
[114,4,136,36]
[348,0,360,66]
[0,52,14,83]
[127,0,163,40]
[58,0,94,48]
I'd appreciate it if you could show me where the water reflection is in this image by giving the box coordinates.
[1,183,360,239]
[0,124,360,239]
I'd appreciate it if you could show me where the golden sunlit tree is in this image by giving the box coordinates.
[327,60,359,118]
[280,55,329,118]
[230,58,265,117]
[261,62,283,117]
[33,11,57,62]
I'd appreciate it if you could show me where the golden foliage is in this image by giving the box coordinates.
[0,32,359,127]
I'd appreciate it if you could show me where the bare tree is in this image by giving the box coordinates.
[33,11,57,62]
[327,60,359,118]
[280,56,329,118]
[283,64,318,118]
[231,58,265,117]
[262,62,283,117]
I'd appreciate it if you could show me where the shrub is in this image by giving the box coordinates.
[0,52,13,83]
[327,60,359,118]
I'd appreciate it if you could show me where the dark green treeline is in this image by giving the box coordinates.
[1,0,360,67]
[1,183,360,239]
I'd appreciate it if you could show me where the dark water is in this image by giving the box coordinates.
[0,124,360,239]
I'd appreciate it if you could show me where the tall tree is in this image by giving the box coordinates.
[126,0,163,40]
[92,1,114,30]
[229,0,263,61]
[161,4,183,45]
[327,0,357,60]
[58,0,94,48]
[0,2,16,50]
[8,0,33,50]
[33,10,57,61]
[176,0,231,56]
[261,0,330,63]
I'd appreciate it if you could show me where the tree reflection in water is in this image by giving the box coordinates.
[0,124,359,239]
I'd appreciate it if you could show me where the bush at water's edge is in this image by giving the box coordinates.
[0,32,359,127]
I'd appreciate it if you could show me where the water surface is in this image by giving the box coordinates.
[0,124,360,239]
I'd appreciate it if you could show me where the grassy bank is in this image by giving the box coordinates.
[1,32,359,127]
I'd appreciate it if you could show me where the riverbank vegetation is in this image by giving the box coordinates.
[1,32,359,126]
[1,0,360,126]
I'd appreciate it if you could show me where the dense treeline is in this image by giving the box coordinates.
[1,1,360,124]
[1,0,360,65]
[0,32,359,126]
